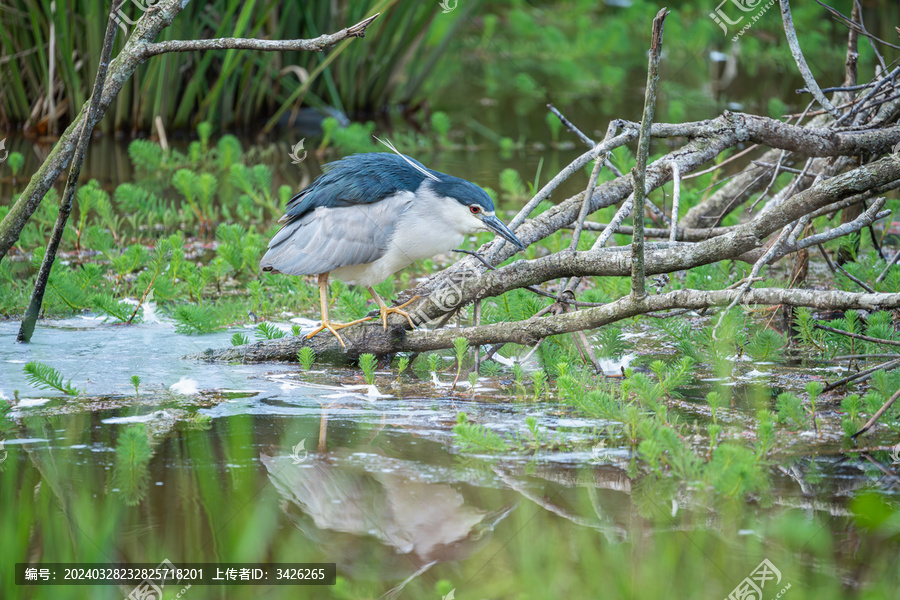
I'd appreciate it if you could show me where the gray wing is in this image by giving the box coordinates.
[260,192,414,276]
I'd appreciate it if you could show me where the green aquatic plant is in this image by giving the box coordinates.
[597,326,628,358]
[841,394,863,437]
[453,337,469,388]
[776,392,808,430]
[531,370,547,400]
[431,111,452,148]
[427,353,442,375]
[173,305,223,335]
[468,371,479,394]
[359,354,377,386]
[6,152,25,180]
[113,425,152,506]
[23,361,81,396]
[499,168,528,203]
[706,390,727,424]
[453,413,510,453]
[255,322,286,341]
[396,355,409,378]
[130,375,141,397]
[806,381,824,433]
[745,329,785,362]
[298,347,317,371]
[231,333,249,347]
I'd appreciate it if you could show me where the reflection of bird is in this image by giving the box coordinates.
[260,448,515,590]
[260,149,526,346]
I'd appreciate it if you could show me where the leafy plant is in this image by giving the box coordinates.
[131,375,141,396]
[453,337,468,388]
[453,413,510,453]
[359,354,377,386]
[745,329,785,362]
[396,355,409,378]
[298,347,317,371]
[231,333,250,346]
[173,305,223,334]
[255,322,286,341]
[23,361,81,396]
[113,425,152,506]
[775,392,808,429]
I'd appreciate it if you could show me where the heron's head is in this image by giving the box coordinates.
[428,176,526,251]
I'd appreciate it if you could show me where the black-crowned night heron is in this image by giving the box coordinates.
[260,150,526,347]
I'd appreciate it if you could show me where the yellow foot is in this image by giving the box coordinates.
[306,316,372,348]
[379,295,420,330]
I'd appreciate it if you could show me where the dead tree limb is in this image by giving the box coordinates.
[190,288,900,362]
[17,1,120,343]
[630,8,668,300]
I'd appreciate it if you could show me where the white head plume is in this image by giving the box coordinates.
[373,136,440,182]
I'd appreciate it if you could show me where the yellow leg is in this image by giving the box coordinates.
[367,287,420,330]
[306,273,371,348]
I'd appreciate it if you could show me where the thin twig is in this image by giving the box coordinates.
[814,323,900,347]
[451,249,606,308]
[669,161,680,242]
[547,104,624,178]
[852,387,900,439]
[824,358,900,393]
[816,244,876,293]
[712,225,792,340]
[682,144,760,180]
[780,0,839,118]
[547,103,594,147]
[876,249,900,283]
[570,122,619,252]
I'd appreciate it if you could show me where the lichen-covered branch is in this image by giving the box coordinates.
[189,288,900,362]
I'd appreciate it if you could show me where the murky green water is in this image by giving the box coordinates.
[3,317,900,599]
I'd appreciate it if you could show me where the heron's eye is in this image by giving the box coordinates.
[469,206,481,214]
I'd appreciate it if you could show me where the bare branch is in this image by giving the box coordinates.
[190,288,900,362]
[631,8,669,299]
[814,323,900,348]
[780,0,839,118]
[138,13,380,59]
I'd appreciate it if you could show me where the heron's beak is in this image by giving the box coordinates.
[483,214,526,252]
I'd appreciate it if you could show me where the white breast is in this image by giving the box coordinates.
[331,182,474,287]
